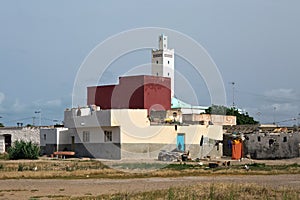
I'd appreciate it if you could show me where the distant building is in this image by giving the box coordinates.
[223,125,300,159]
[0,127,40,153]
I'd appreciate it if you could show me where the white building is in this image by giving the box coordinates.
[41,108,223,160]
[40,34,226,160]
[0,127,40,153]
[152,34,175,97]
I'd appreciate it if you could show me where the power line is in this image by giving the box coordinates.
[235,89,300,103]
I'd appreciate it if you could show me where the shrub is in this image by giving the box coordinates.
[8,140,40,160]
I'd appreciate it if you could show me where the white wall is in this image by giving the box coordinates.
[0,127,40,145]
[120,124,222,144]
[64,109,222,145]
[0,136,4,153]
[40,128,69,146]
[73,127,120,143]
[64,108,113,128]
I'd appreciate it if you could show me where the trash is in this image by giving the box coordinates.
[181,154,188,161]
[208,163,219,168]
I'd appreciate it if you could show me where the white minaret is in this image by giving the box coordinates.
[151,34,175,97]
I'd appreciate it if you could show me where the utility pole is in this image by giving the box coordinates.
[273,107,276,126]
[229,82,235,108]
[297,113,300,132]
[35,110,41,126]
[32,117,36,126]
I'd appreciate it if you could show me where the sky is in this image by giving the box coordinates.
[0,0,300,126]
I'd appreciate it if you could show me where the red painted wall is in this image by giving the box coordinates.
[87,75,171,112]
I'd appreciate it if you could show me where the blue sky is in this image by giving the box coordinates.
[0,1,300,126]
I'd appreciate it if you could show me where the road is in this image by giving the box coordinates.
[0,174,299,199]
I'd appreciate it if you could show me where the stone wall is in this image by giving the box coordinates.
[244,132,300,159]
[0,127,40,145]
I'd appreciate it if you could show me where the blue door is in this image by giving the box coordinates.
[177,134,185,151]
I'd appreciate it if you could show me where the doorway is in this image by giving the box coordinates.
[4,134,11,152]
[71,136,75,151]
[177,133,185,152]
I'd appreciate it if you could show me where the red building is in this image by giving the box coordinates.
[87,75,171,112]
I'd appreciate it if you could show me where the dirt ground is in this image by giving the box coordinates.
[0,174,299,199]
[0,157,300,199]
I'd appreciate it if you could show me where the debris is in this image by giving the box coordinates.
[208,163,219,168]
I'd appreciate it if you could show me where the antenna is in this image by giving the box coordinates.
[229,82,235,107]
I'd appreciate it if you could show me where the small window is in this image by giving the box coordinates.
[104,131,112,142]
[43,134,46,141]
[156,60,158,64]
[168,61,170,64]
[257,136,261,142]
[168,72,170,76]
[83,131,90,142]
[283,136,287,142]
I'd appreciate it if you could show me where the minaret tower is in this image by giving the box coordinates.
[152,34,175,97]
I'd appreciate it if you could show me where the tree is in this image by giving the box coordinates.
[8,140,40,160]
[0,123,4,127]
[205,105,259,125]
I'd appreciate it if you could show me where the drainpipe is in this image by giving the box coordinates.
[57,129,59,152]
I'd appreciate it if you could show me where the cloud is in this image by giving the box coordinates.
[0,92,5,104]
[264,88,298,100]
[45,99,62,107]
[261,103,298,113]
[12,99,27,113]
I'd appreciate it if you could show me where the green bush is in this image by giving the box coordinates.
[8,140,40,160]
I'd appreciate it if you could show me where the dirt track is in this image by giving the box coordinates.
[0,174,299,199]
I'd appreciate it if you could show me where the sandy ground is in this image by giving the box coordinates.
[0,174,300,199]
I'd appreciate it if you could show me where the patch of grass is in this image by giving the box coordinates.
[70,183,300,200]
[112,162,167,170]
[0,160,300,180]
[59,188,65,191]
[163,163,198,170]
[31,189,38,192]
[31,195,68,199]
[0,153,9,160]
[0,189,27,192]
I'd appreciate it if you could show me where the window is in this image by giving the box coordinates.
[83,131,90,142]
[104,131,112,142]
[156,60,158,64]
[168,61,170,64]
[283,136,287,142]
[257,136,261,142]
[43,134,46,141]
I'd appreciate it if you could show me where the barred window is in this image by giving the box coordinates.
[104,131,112,142]
[83,131,90,142]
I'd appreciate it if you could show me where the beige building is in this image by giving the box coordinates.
[41,107,224,160]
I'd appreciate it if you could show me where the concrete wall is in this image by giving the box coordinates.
[121,143,222,160]
[0,136,4,153]
[40,128,69,154]
[244,132,300,159]
[63,109,223,160]
[64,108,112,128]
[87,75,171,112]
[0,127,40,144]
[183,114,236,126]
